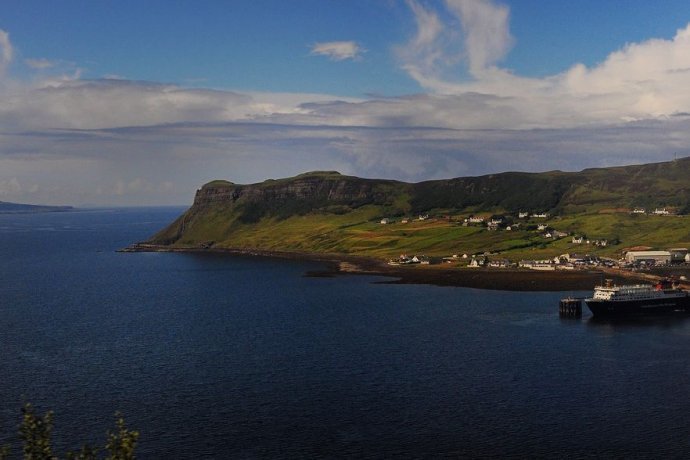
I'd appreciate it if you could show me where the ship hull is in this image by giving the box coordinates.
[586,295,690,317]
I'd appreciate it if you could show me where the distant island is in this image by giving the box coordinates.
[124,157,690,290]
[0,201,73,214]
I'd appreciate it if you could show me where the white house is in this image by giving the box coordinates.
[519,260,556,270]
[468,258,485,268]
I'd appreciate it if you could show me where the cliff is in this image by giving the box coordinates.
[145,157,690,258]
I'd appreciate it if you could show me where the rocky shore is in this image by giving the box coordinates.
[120,243,646,291]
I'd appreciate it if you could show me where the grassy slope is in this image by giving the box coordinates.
[164,207,690,261]
[150,158,690,261]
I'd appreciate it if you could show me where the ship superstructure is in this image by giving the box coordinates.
[585,279,690,317]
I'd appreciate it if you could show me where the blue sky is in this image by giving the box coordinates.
[1,0,690,205]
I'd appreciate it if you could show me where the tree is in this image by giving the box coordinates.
[20,404,54,460]
[104,414,138,460]
[6,404,138,460]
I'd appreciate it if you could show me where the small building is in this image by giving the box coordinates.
[625,250,671,265]
[401,218,409,224]
[532,212,549,218]
[572,236,583,244]
[632,208,646,214]
[489,259,512,268]
[560,253,589,264]
[380,218,391,224]
[653,208,670,215]
[418,255,431,265]
[468,257,486,268]
[669,248,688,263]
[518,260,555,270]
[518,212,529,218]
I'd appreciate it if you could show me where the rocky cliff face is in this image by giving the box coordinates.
[148,172,409,245]
[191,172,404,210]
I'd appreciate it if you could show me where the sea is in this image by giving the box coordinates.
[1,207,690,458]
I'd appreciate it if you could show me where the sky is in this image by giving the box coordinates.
[2,0,690,205]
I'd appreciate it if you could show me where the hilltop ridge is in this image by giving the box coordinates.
[143,157,690,260]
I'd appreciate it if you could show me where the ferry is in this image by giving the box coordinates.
[585,279,690,317]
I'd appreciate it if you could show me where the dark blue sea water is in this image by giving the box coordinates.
[1,208,690,458]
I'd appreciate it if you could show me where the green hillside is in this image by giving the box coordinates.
[145,157,690,261]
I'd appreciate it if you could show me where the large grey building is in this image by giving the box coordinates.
[625,251,672,265]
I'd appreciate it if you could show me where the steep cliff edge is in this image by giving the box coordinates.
[144,158,690,257]
[149,171,410,246]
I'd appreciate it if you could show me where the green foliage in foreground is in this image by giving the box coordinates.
[1,404,138,460]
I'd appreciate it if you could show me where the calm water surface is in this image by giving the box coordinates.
[1,208,690,458]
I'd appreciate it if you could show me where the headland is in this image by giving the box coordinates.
[124,158,690,291]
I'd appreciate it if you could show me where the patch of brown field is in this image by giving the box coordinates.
[599,208,631,213]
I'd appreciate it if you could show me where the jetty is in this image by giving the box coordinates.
[559,297,583,317]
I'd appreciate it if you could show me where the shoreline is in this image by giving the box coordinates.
[119,243,660,292]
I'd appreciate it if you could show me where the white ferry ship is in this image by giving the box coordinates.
[585,279,690,317]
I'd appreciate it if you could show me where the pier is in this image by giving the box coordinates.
[559,297,583,317]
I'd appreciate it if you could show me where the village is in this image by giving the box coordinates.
[382,207,690,274]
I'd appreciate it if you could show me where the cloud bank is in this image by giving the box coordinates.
[2,2,690,205]
[400,0,690,128]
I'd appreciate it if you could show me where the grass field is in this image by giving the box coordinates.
[164,206,690,262]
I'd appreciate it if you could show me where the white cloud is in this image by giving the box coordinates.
[398,2,690,129]
[396,1,445,85]
[310,41,363,61]
[444,0,513,76]
[0,79,334,131]
[24,58,56,69]
[0,29,14,75]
